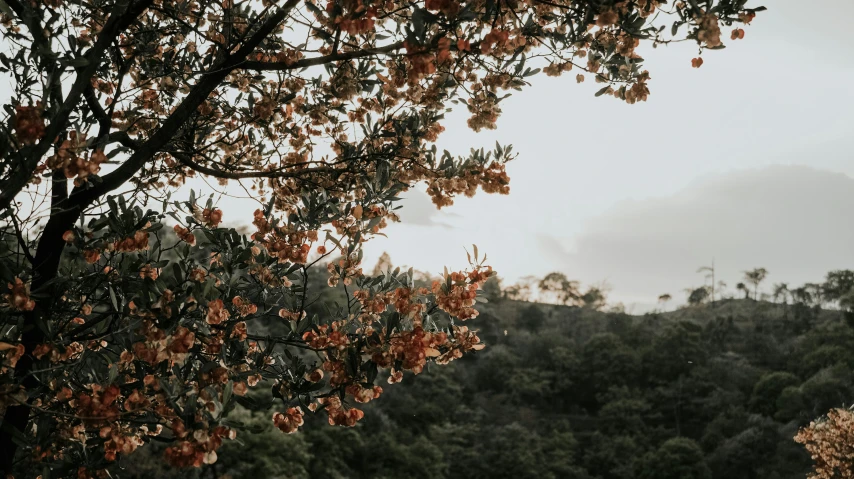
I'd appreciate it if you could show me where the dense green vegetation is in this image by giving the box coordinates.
[119,268,854,479]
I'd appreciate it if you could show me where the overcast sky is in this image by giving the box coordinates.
[356,0,854,310]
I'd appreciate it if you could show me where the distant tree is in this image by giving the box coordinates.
[371,251,394,277]
[805,283,825,307]
[643,321,707,384]
[822,270,854,304]
[707,416,780,479]
[771,283,789,304]
[698,261,716,304]
[504,275,538,302]
[748,371,799,417]
[504,283,530,302]
[840,290,854,315]
[481,275,503,302]
[743,268,768,300]
[791,286,813,305]
[519,304,547,333]
[538,272,581,306]
[636,437,712,479]
[736,282,750,300]
[583,432,641,479]
[658,293,673,311]
[581,286,608,310]
[687,286,711,306]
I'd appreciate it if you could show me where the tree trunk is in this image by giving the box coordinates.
[0,175,80,474]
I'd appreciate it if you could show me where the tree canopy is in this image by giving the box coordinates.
[0,0,765,476]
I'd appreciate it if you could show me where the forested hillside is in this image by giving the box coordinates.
[120,287,853,479]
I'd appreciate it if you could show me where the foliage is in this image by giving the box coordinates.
[743,268,769,301]
[538,272,581,305]
[636,437,711,479]
[687,286,711,306]
[0,0,767,475]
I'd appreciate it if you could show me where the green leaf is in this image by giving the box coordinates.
[222,380,233,409]
[108,362,118,384]
[109,286,119,311]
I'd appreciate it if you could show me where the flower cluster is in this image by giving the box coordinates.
[372,326,446,375]
[130,323,195,366]
[795,408,854,479]
[252,210,317,264]
[44,131,108,185]
[163,425,235,468]
[13,103,45,145]
[4,277,35,311]
[318,396,365,427]
[272,407,304,434]
[303,322,351,351]
[432,266,494,320]
[173,225,196,245]
[201,208,223,228]
[112,230,150,253]
[696,13,722,47]
[426,163,510,207]
[327,254,363,287]
[231,296,258,317]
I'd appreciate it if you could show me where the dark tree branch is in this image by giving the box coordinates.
[5,0,64,104]
[66,0,302,211]
[172,151,342,179]
[0,0,154,211]
[242,41,405,70]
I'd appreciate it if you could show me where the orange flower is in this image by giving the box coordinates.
[14,104,45,145]
[272,407,304,434]
[5,277,35,311]
[202,208,223,228]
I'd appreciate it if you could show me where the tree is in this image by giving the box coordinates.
[0,0,766,475]
[742,268,768,300]
[791,285,813,305]
[822,270,854,304]
[805,283,825,307]
[519,304,547,333]
[504,275,538,302]
[748,371,799,417]
[538,272,581,306]
[481,275,503,302]
[686,286,711,306]
[581,286,608,310]
[736,282,750,300]
[771,282,789,304]
[636,437,712,479]
[698,261,716,304]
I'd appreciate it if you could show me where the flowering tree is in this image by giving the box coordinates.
[0,0,763,476]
